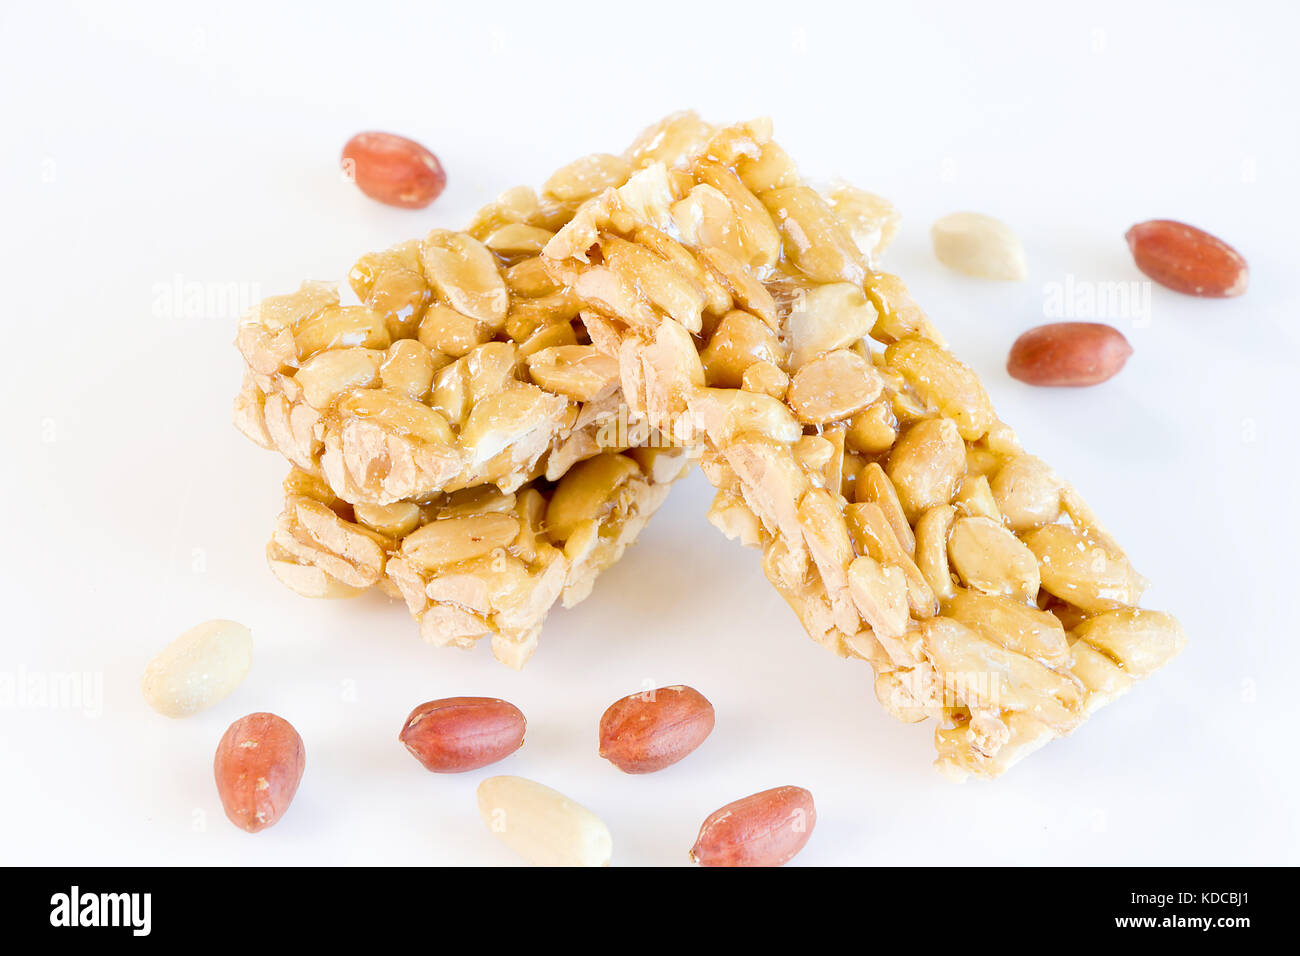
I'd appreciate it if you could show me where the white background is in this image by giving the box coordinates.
[2,0,1297,866]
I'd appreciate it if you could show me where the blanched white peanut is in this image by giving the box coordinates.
[380,339,437,400]
[788,349,882,425]
[930,212,1027,280]
[787,282,877,367]
[545,452,641,543]
[855,462,915,555]
[700,310,785,388]
[294,348,383,409]
[990,455,1061,531]
[886,417,966,520]
[477,775,612,867]
[954,474,1001,521]
[420,230,509,329]
[336,388,455,446]
[542,153,632,203]
[914,505,957,601]
[400,514,521,570]
[848,555,910,639]
[1071,609,1185,678]
[946,589,1069,666]
[885,338,995,441]
[141,620,252,717]
[1024,524,1145,614]
[947,516,1041,603]
[846,401,898,456]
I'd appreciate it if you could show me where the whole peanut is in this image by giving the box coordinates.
[400,697,526,773]
[1007,322,1132,386]
[598,685,715,773]
[341,131,446,209]
[690,786,817,867]
[213,712,305,833]
[1125,219,1247,297]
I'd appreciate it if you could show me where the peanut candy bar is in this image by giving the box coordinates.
[538,114,1184,778]
[267,445,689,668]
[237,146,697,667]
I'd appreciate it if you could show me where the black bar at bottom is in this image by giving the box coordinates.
[2,866,1278,941]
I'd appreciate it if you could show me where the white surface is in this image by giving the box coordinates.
[2,0,1297,866]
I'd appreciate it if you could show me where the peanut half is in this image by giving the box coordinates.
[598,685,715,773]
[930,212,1027,280]
[399,697,526,773]
[213,712,306,833]
[690,786,816,867]
[477,776,612,867]
[141,619,252,718]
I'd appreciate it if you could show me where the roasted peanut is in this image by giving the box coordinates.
[213,713,305,833]
[598,686,715,773]
[400,697,526,772]
[342,131,446,209]
[1007,323,1132,387]
[1125,219,1247,297]
[690,786,816,867]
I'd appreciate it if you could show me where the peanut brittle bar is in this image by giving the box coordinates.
[267,445,688,669]
[537,113,1184,778]
[234,137,707,667]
